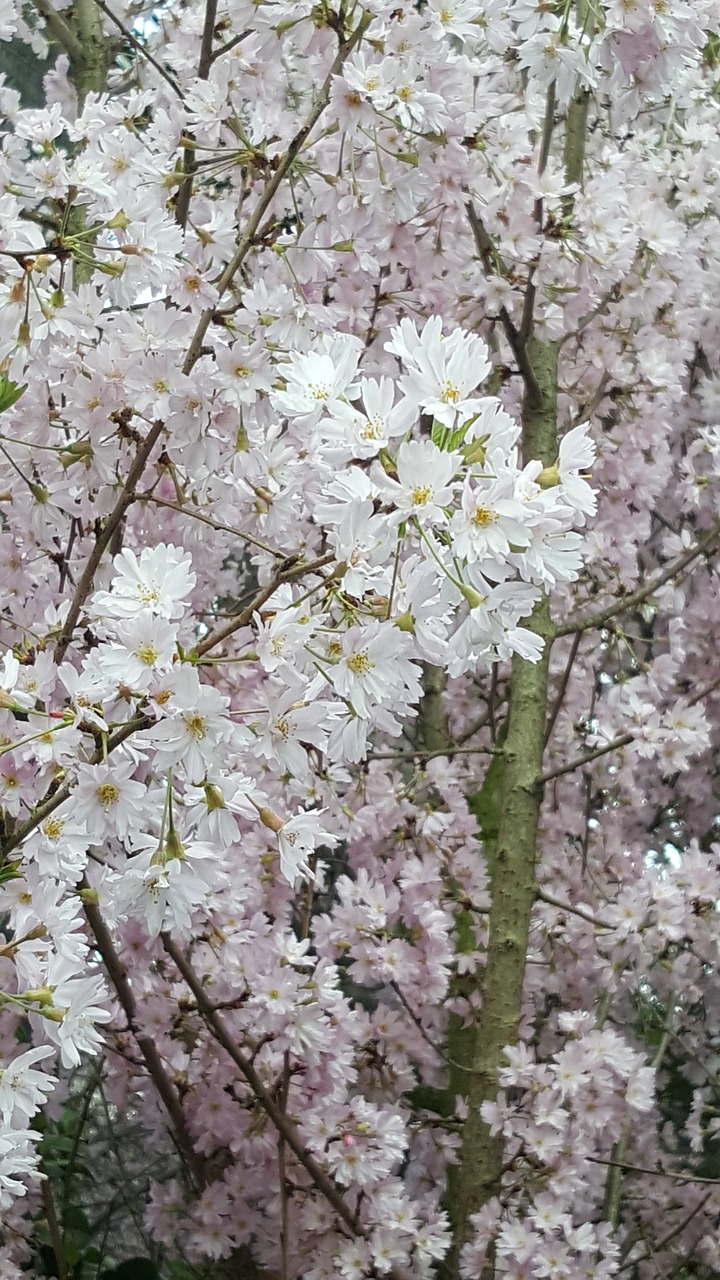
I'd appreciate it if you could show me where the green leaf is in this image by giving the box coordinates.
[430,418,466,453]
[0,376,26,414]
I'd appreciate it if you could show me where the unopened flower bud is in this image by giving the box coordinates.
[459,583,486,609]
[257,806,284,834]
[42,1007,66,1022]
[95,259,126,277]
[393,610,415,634]
[537,462,560,488]
[203,783,226,812]
[23,986,54,1005]
[106,210,130,230]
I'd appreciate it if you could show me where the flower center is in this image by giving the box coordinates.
[183,712,207,739]
[96,782,120,810]
[471,505,498,528]
[137,643,159,666]
[347,651,373,675]
[410,484,432,505]
[441,381,460,403]
[42,818,65,840]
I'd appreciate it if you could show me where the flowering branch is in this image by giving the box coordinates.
[160,933,365,1237]
[82,892,206,1190]
[538,733,634,785]
[54,419,167,663]
[91,0,186,100]
[182,9,372,373]
[554,522,720,637]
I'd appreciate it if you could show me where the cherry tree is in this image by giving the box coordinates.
[1,0,720,1277]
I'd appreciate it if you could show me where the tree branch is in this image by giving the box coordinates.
[54,419,166,663]
[92,0,185,100]
[83,889,206,1190]
[182,11,372,374]
[555,523,720,637]
[26,0,83,63]
[160,933,362,1236]
[191,553,334,659]
[466,202,541,403]
[538,733,633,785]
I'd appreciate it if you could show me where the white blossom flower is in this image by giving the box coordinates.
[92,545,195,621]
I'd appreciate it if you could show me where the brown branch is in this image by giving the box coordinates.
[466,202,541,403]
[555,522,720,637]
[198,0,218,78]
[544,631,581,747]
[210,29,252,63]
[26,0,83,62]
[191,552,334,659]
[41,1181,68,1280]
[92,0,185,100]
[538,733,633,785]
[586,1156,720,1185]
[182,12,372,374]
[142,494,287,559]
[535,887,614,931]
[174,0,218,225]
[618,1192,713,1273]
[82,889,206,1190]
[368,744,499,762]
[160,933,361,1236]
[54,419,166,663]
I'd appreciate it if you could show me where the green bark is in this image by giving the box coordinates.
[444,337,558,1276]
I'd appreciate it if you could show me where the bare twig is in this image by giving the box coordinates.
[41,1181,68,1280]
[618,1192,713,1273]
[142,494,287,559]
[535,888,613,931]
[54,419,166,663]
[92,0,185,99]
[160,934,361,1236]
[466,202,541,402]
[182,12,372,374]
[368,745,499,762]
[538,733,634,785]
[555,522,720,637]
[544,631,581,746]
[83,890,206,1190]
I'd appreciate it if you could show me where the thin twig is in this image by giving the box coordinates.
[142,494,287,558]
[209,29,251,63]
[160,934,361,1236]
[92,0,185,99]
[466,202,541,402]
[54,419,166,663]
[535,888,614,931]
[555,522,720,637]
[618,1192,713,1273]
[82,891,206,1191]
[368,745,499,762]
[538,733,634,785]
[42,1181,68,1280]
[182,12,372,374]
[586,1157,720,1185]
[544,631,581,747]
